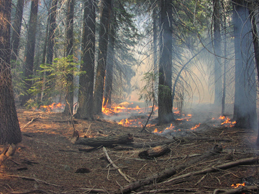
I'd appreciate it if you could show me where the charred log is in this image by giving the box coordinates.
[74,134,133,147]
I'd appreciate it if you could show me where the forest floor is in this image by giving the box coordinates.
[0,106,259,194]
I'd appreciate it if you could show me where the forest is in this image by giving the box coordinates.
[1,0,259,193]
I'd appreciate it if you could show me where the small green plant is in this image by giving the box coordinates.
[139,71,158,104]
[29,55,84,105]
[139,71,158,132]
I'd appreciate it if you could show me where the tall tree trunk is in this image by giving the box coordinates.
[104,8,116,108]
[158,0,173,124]
[11,0,24,63]
[0,0,22,144]
[93,0,112,115]
[20,0,39,106]
[42,0,57,102]
[221,0,227,116]
[213,0,222,106]
[152,3,158,102]
[250,9,259,145]
[233,0,257,129]
[74,0,96,119]
[46,0,57,66]
[63,0,74,115]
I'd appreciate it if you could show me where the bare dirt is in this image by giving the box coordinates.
[0,108,259,194]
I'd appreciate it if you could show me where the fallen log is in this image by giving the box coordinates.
[116,145,222,194]
[138,145,170,159]
[161,156,259,184]
[74,134,133,147]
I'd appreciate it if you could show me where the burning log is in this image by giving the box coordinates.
[116,145,222,193]
[74,134,133,147]
[138,145,170,159]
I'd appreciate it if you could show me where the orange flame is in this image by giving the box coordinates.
[231,182,245,188]
[218,116,236,127]
[190,123,201,130]
[40,102,65,112]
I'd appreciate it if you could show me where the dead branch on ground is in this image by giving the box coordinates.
[103,147,135,182]
[160,156,259,185]
[116,145,222,193]
[8,175,61,187]
[74,134,133,147]
[21,118,39,130]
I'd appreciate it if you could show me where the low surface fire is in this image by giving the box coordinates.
[40,102,65,112]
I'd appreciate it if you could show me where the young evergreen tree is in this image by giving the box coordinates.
[0,0,22,144]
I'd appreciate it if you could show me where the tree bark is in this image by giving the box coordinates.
[46,0,57,66]
[20,0,39,106]
[10,0,24,62]
[233,0,257,129]
[63,0,74,115]
[0,0,22,144]
[42,0,57,102]
[74,0,96,120]
[74,134,133,147]
[104,7,116,108]
[213,0,222,106]
[93,0,112,115]
[158,0,173,124]
[250,9,259,145]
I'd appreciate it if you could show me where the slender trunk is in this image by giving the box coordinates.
[213,0,222,106]
[93,0,112,115]
[20,0,39,106]
[43,0,57,102]
[233,0,257,129]
[63,0,74,115]
[74,0,96,119]
[250,9,259,145]
[11,0,24,62]
[46,0,57,66]
[0,0,22,144]
[158,0,173,124]
[152,4,158,102]
[221,0,227,116]
[104,9,116,108]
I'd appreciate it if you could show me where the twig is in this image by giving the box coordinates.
[103,147,135,182]
[140,104,154,133]
[8,175,60,187]
[79,187,106,193]
[21,118,39,130]
[11,189,48,194]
